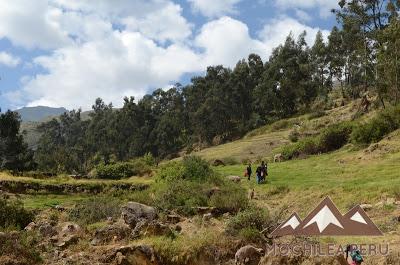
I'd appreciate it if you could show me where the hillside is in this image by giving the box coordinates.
[1,101,400,265]
[16,106,68,122]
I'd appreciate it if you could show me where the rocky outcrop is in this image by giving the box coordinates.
[101,245,160,265]
[121,202,157,229]
[91,222,132,246]
[235,245,264,265]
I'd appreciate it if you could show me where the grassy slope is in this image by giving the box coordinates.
[193,102,400,237]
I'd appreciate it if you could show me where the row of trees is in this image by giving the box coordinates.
[1,0,400,173]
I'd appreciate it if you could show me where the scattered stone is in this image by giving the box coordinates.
[166,214,183,224]
[24,222,37,231]
[91,222,131,246]
[121,202,157,229]
[203,213,212,222]
[39,222,57,237]
[360,204,373,211]
[60,222,81,236]
[56,235,79,249]
[227,175,241,183]
[235,245,264,265]
[212,159,225,166]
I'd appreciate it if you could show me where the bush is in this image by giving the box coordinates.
[209,182,248,213]
[226,206,270,242]
[282,122,353,160]
[68,197,121,225]
[153,180,209,215]
[0,196,34,230]
[288,129,300,142]
[351,105,400,144]
[95,162,135,180]
[153,156,248,216]
[0,231,42,264]
[157,156,214,183]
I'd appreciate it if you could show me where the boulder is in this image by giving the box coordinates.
[360,204,373,211]
[202,213,212,222]
[212,159,225,166]
[121,202,157,229]
[227,176,241,183]
[38,222,57,237]
[102,245,160,265]
[142,221,173,237]
[274,153,283,163]
[56,234,79,249]
[60,222,81,236]
[91,222,132,246]
[235,245,264,265]
[24,222,37,231]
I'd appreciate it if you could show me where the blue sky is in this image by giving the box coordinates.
[0,0,338,111]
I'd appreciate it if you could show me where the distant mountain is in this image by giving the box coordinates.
[16,106,68,122]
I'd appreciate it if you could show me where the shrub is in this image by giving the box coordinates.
[68,197,121,225]
[0,196,34,230]
[288,129,300,142]
[282,122,353,160]
[0,231,42,264]
[209,182,249,213]
[95,162,135,180]
[152,180,209,215]
[157,156,214,183]
[226,206,270,242]
[351,105,400,144]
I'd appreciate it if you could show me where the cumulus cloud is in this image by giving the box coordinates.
[0,0,71,49]
[188,0,242,18]
[259,16,330,54]
[195,17,266,66]
[0,0,331,110]
[0,52,21,67]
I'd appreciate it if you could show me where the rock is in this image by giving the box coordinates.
[24,222,37,231]
[203,213,212,222]
[56,235,79,249]
[166,214,183,224]
[235,245,264,265]
[53,205,65,211]
[39,222,57,237]
[102,245,159,265]
[227,175,241,183]
[142,221,173,237]
[91,222,131,246]
[121,202,157,229]
[212,159,225,166]
[175,225,182,233]
[60,222,81,236]
[360,204,373,211]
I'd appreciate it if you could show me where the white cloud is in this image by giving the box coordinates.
[259,16,330,55]
[0,52,21,67]
[295,9,312,22]
[195,17,266,66]
[122,2,192,43]
[21,31,200,110]
[1,0,331,110]
[274,0,339,19]
[188,0,243,18]
[0,0,71,49]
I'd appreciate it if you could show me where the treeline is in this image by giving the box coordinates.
[1,0,400,174]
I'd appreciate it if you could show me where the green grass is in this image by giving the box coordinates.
[215,146,400,216]
[20,194,89,209]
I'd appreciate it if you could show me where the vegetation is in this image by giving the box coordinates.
[68,197,121,225]
[0,196,34,230]
[351,105,400,144]
[282,122,353,160]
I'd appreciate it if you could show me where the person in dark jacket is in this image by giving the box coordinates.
[246,164,252,181]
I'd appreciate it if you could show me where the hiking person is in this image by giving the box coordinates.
[260,161,268,182]
[256,165,262,184]
[346,245,363,265]
[246,164,252,181]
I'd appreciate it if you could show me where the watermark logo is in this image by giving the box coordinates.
[270,197,383,237]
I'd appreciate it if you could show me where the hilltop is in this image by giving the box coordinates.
[16,106,68,122]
